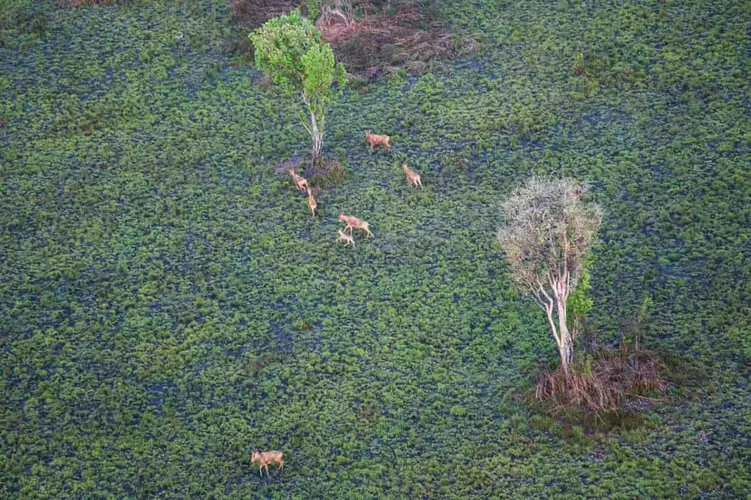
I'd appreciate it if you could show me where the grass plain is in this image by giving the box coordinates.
[1,0,750,497]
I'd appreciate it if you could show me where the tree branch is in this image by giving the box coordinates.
[296,106,313,136]
[535,281,561,346]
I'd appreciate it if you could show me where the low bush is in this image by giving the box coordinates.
[307,157,348,189]
[533,347,670,415]
[0,3,48,42]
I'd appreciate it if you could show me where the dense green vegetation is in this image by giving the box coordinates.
[249,8,346,168]
[1,0,750,497]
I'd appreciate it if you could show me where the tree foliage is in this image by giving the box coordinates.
[499,178,603,375]
[249,9,346,165]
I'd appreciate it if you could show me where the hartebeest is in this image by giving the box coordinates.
[307,187,317,217]
[364,130,391,152]
[288,169,309,192]
[402,161,422,189]
[251,450,284,477]
[337,228,355,247]
[339,214,374,238]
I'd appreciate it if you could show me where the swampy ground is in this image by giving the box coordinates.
[1,0,750,497]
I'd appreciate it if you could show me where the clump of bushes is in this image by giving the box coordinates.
[533,346,670,415]
[571,51,636,97]
[0,3,48,43]
[315,0,454,78]
[272,155,347,191]
[230,0,473,78]
[307,157,347,189]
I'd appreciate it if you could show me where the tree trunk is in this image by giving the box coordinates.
[310,111,323,169]
[558,332,574,378]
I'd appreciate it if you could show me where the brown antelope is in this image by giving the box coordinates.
[307,187,317,217]
[337,228,355,247]
[402,161,422,189]
[288,169,309,192]
[364,130,391,152]
[251,450,284,477]
[339,214,374,238]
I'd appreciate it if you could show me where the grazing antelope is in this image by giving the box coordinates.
[307,187,317,217]
[251,450,284,477]
[402,161,422,189]
[288,169,309,192]
[337,228,355,247]
[339,214,374,238]
[364,130,391,152]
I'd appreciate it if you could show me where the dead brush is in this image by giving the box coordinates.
[318,1,454,77]
[535,363,623,413]
[226,0,458,77]
[533,348,670,415]
[307,157,347,189]
[393,31,451,63]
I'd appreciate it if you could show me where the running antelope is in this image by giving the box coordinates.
[364,131,391,152]
[402,161,422,189]
[288,169,309,192]
[339,214,374,238]
[307,187,317,217]
[337,228,355,247]
[251,450,284,477]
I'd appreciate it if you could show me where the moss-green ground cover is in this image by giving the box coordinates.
[1,0,750,497]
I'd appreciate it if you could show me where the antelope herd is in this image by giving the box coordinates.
[281,129,423,248]
[257,131,427,476]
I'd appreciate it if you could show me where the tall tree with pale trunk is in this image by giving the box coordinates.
[498,178,602,379]
[250,9,346,169]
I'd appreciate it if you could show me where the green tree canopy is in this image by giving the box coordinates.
[249,9,346,166]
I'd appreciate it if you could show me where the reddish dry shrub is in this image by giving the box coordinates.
[228,0,456,78]
[534,348,670,414]
[318,1,452,77]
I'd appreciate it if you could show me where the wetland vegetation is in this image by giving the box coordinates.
[1,0,750,497]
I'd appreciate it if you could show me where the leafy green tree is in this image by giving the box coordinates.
[249,9,346,168]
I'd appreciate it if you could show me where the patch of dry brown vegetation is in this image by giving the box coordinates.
[307,157,346,189]
[272,156,345,191]
[229,0,467,78]
[534,347,670,415]
[317,1,452,77]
